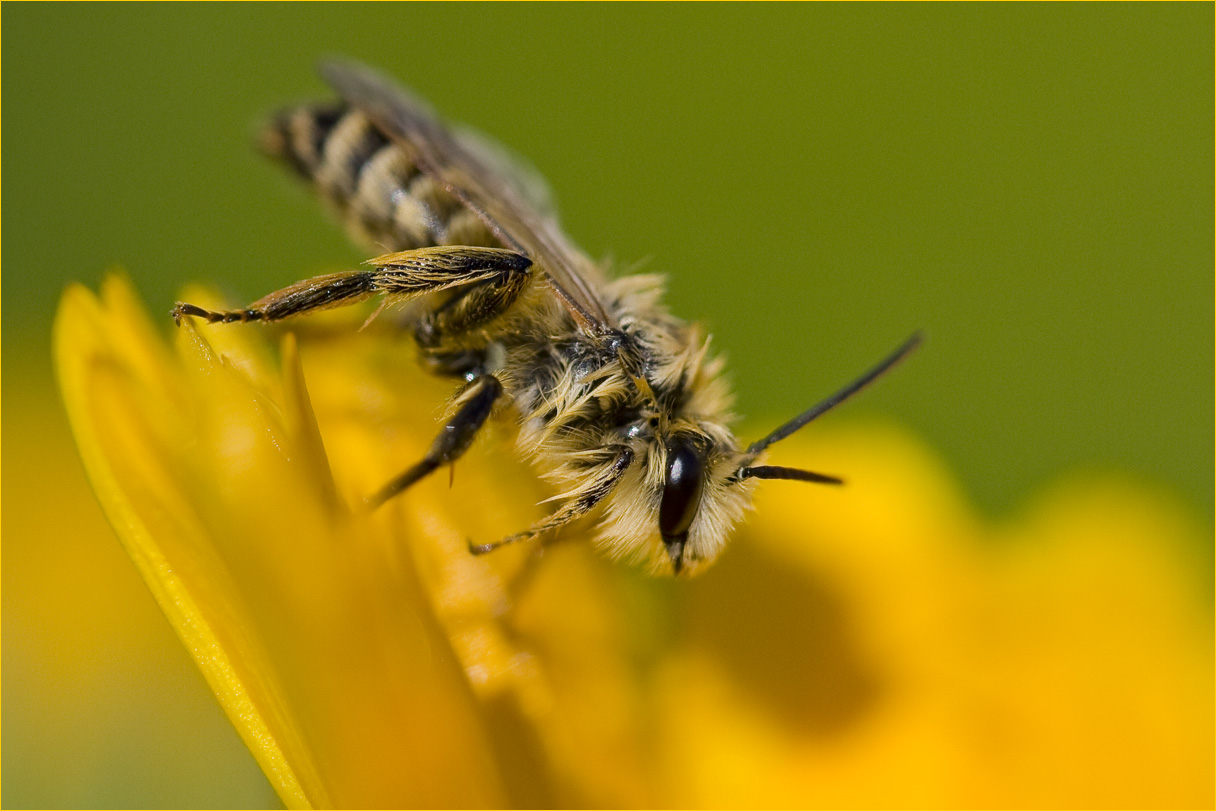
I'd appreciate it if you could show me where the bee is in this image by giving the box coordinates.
[172,60,920,576]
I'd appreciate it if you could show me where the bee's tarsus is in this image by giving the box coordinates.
[365,458,439,510]
[171,301,210,325]
[172,301,260,326]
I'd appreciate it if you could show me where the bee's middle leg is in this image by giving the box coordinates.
[366,373,504,509]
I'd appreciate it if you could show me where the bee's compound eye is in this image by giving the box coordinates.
[659,437,705,542]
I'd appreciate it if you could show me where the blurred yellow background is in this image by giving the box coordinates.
[4,4,1211,807]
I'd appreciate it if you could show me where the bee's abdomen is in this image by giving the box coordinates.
[260,105,497,253]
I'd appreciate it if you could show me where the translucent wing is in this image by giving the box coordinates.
[451,124,557,221]
[320,59,615,336]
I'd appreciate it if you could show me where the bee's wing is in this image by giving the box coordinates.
[320,59,616,336]
[450,124,557,222]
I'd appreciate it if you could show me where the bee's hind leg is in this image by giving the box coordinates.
[171,246,532,326]
[365,373,504,509]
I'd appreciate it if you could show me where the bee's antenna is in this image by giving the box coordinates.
[744,332,922,458]
[738,465,843,485]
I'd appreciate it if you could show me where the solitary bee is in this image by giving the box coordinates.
[173,60,920,575]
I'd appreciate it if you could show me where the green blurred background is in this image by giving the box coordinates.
[3,4,1211,807]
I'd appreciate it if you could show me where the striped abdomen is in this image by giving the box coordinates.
[260,105,498,254]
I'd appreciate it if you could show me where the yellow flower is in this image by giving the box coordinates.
[56,274,1212,808]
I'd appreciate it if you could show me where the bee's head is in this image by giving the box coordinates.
[651,425,758,576]
[650,425,838,576]
[598,333,922,576]
[594,422,752,577]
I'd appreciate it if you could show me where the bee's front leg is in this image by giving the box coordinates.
[171,246,532,326]
[468,445,635,556]
[365,373,504,509]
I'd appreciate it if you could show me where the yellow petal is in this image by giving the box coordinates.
[55,275,508,807]
[55,278,323,807]
[650,422,1212,807]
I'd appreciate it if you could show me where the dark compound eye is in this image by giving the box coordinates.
[659,436,706,574]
